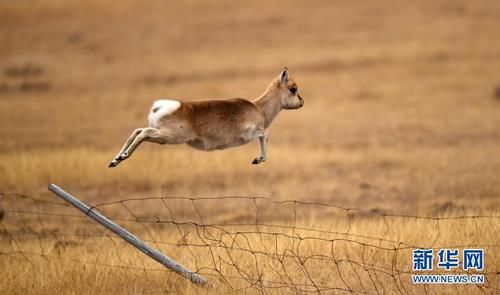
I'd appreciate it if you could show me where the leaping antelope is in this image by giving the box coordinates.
[108,67,304,168]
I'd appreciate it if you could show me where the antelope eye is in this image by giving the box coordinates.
[289,87,297,94]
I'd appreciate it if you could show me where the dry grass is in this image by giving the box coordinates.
[1,194,498,294]
[1,0,500,294]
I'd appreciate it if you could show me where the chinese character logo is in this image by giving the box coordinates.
[437,249,459,270]
[413,249,433,271]
[463,249,484,271]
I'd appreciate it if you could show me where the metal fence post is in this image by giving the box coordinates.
[48,183,207,286]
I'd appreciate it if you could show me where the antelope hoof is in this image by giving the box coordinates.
[108,159,120,168]
[252,156,266,165]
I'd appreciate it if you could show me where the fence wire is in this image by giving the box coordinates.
[0,192,498,294]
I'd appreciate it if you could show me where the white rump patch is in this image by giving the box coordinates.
[148,99,181,128]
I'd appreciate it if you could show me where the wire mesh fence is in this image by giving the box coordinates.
[0,190,498,294]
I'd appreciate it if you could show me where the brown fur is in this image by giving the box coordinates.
[109,68,303,167]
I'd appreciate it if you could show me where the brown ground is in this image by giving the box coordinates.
[0,0,499,294]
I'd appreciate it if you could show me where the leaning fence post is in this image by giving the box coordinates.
[48,183,207,286]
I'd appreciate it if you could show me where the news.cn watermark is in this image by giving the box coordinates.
[412,248,484,284]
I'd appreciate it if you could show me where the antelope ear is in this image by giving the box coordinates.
[280,67,289,83]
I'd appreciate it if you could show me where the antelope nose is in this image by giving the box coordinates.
[299,95,304,107]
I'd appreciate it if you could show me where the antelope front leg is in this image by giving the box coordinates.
[109,128,142,168]
[252,132,268,165]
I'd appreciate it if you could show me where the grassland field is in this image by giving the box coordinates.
[0,0,499,294]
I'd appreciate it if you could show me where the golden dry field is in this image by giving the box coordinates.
[0,0,499,294]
